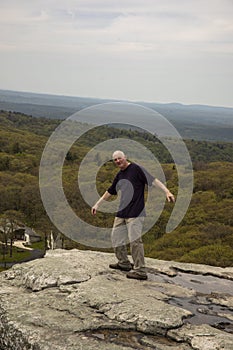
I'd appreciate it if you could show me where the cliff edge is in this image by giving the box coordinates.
[0,249,233,350]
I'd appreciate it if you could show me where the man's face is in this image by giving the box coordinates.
[113,153,128,170]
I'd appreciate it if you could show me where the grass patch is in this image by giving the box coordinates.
[0,244,31,264]
[31,240,46,250]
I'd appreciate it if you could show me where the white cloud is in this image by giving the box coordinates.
[0,0,232,106]
[1,0,232,55]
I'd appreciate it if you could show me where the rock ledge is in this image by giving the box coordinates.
[0,249,233,350]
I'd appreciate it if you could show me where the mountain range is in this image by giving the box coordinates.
[0,89,232,142]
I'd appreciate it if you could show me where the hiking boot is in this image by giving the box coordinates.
[109,262,133,271]
[126,270,148,280]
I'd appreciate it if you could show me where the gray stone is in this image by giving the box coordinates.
[168,323,233,350]
[0,249,233,349]
[207,293,233,309]
[145,257,233,280]
[141,335,193,350]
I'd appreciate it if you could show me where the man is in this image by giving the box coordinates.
[91,150,175,280]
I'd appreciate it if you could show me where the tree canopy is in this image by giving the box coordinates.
[0,110,232,267]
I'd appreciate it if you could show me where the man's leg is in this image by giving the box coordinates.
[126,217,147,280]
[110,217,132,270]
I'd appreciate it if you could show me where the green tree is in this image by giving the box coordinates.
[2,210,24,257]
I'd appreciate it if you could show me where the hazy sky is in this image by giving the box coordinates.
[1,0,233,107]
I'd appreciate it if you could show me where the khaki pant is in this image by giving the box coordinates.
[111,217,145,271]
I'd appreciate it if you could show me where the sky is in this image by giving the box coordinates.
[0,0,233,107]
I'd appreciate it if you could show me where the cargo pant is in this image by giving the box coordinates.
[111,216,145,271]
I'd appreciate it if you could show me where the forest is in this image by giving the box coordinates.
[0,110,233,267]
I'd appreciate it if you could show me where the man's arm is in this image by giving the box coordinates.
[91,191,112,215]
[152,178,175,202]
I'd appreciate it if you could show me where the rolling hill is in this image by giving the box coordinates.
[0,89,232,142]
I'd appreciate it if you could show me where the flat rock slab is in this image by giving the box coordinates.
[0,249,233,349]
[168,323,233,350]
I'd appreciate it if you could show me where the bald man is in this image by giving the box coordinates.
[91,150,175,280]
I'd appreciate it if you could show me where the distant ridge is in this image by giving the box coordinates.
[0,89,233,142]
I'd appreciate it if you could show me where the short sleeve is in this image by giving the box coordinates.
[137,165,155,186]
[107,174,118,195]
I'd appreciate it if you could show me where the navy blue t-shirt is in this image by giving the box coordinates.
[107,163,155,218]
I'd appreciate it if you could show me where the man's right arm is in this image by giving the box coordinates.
[91,191,112,215]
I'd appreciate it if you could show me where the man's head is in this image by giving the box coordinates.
[112,150,129,170]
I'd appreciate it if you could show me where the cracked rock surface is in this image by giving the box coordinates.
[0,249,233,349]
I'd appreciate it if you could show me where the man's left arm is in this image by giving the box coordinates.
[152,178,175,202]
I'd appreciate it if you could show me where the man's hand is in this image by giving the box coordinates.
[91,204,98,216]
[166,191,175,203]
[91,191,112,216]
